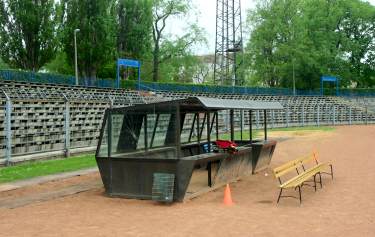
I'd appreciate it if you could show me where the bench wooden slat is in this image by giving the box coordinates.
[273,151,334,204]
[281,164,326,188]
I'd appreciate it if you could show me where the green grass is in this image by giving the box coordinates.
[218,126,335,140]
[267,126,335,132]
[0,154,96,184]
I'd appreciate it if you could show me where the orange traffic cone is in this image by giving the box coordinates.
[223,184,234,206]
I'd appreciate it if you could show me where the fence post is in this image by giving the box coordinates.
[317,105,320,126]
[256,110,260,129]
[272,110,275,128]
[3,91,12,166]
[333,106,336,125]
[302,105,305,127]
[349,107,352,125]
[286,106,289,128]
[240,110,244,139]
[366,107,368,125]
[63,94,70,157]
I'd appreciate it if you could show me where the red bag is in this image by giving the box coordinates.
[215,140,238,152]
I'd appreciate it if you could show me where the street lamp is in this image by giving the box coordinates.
[74,29,80,86]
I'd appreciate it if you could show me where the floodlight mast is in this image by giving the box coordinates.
[74,29,80,86]
[214,0,244,86]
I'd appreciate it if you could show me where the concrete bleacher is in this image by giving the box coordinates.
[1,80,374,163]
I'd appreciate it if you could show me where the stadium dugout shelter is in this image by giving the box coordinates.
[95,97,283,202]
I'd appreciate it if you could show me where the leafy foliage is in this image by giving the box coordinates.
[151,0,207,82]
[0,0,58,71]
[246,0,375,89]
[61,0,116,81]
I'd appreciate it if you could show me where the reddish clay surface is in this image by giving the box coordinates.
[0,125,374,237]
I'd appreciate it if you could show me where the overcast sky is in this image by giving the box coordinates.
[168,0,375,55]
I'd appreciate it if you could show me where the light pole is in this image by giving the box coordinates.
[293,58,296,96]
[74,29,80,86]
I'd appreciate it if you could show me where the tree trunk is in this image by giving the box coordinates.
[153,43,160,82]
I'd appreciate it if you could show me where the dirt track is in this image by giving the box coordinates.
[0,126,374,237]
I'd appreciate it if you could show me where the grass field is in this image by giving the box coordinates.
[0,154,96,183]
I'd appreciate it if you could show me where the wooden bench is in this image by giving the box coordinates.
[273,152,334,204]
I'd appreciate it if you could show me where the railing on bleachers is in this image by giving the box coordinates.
[1,69,374,97]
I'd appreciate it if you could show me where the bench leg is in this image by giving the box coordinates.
[318,172,323,188]
[277,188,283,204]
[313,175,317,192]
[298,186,302,204]
[330,164,334,180]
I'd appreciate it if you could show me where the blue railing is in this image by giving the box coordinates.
[1,69,374,97]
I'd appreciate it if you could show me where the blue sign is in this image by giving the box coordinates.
[116,58,141,89]
[321,75,339,96]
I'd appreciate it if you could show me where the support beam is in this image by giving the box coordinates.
[207,112,212,187]
[188,113,197,143]
[175,105,181,158]
[230,110,234,141]
[207,112,211,151]
[150,114,160,148]
[216,112,219,140]
[240,110,244,140]
[249,110,253,143]
[197,113,201,154]
[144,114,148,151]
[264,110,268,141]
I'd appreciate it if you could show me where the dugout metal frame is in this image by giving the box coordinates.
[95,97,283,202]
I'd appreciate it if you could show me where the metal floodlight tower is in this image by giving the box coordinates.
[214,0,244,86]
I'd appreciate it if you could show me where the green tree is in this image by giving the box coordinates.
[117,0,153,60]
[114,0,153,81]
[0,58,8,69]
[246,0,375,89]
[61,0,116,81]
[151,0,189,82]
[0,0,58,71]
[151,0,207,82]
[43,52,73,75]
[158,24,207,83]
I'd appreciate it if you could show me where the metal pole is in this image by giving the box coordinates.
[302,106,305,127]
[230,109,234,141]
[3,91,12,166]
[197,113,200,154]
[144,114,148,151]
[74,29,80,86]
[63,94,70,157]
[286,106,289,128]
[333,106,336,125]
[249,110,253,143]
[240,110,244,140]
[216,112,219,140]
[263,110,268,141]
[293,59,296,96]
[317,105,320,126]
[175,105,181,158]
